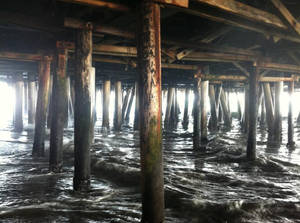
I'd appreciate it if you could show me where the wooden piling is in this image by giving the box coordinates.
[164,87,174,127]
[247,67,259,160]
[114,81,122,131]
[242,85,249,132]
[32,56,51,157]
[236,91,242,122]
[220,88,231,127]
[73,23,93,191]
[182,87,190,128]
[49,48,68,172]
[102,79,111,129]
[47,75,53,129]
[125,86,135,123]
[122,87,131,121]
[263,83,274,133]
[137,1,164,221]
[134,81,140,130]
[273,81,283,142]
[208,84,218,130]
[201,80,209,142]
[193,73,201,149]
[260,94,266,127]
[14,74,23,132]
[28,74,36,124]
[287,81,295,147]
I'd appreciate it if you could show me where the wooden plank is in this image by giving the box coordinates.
[183,52,258,62]
[0,52,42,61]
[154,0,188,8]
[232,62,250,77]
[58,0,130,11]
[194,0,286,29]
[254,61,300,73]
[175,4,300,43]
[270,0,300,36]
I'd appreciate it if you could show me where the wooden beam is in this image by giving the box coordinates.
[183,52,258,62]
[58,0,130,11]
[232,62,250,77]
[0,52,43,61]
[175,3,300,43]
[194,0,286,29]
[203,74,296,82]
[154,0,188,8]
[254,61,300,73]
[176,26,231,61]
[270,0,300,36]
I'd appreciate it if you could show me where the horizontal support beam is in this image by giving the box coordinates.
[0,52,43,61]
[154,0,189,8]
[58,0,130,11]
[254,61,300,73]
[193,0,286,29]
[202,74,297,82]
[176,3,300,43]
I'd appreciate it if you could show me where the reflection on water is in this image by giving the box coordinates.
[0,116,300,222]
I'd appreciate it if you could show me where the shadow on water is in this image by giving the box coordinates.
[0,118,300,222]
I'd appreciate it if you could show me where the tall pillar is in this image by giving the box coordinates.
[125,86,135,123]
[193,73,201,149]
[201,80,209,142]
[287,81,295,147]
[263,83,274,133]
[137,1,164,222]
[247,67,259,160]
[102,79,111,129]
[164,87,174,127]
[14,74,23,132]
[273,81,283,142]
[182,87,190,128]
[174,88,179,122]
[114,81,122,131]
[73,23,93,191]
[32,56,51,157]
[208,84,218,130]
[242,85,249,132]
[122,88,131,121]
[220,88,231,127]
[28,74,36,124]
[24,81,28,114]
[47,75,53,129]
[236,91,242,122]
[134,81,140,130]
[260,94,266,127]
[49,47,68,172]
[215,85,222,123]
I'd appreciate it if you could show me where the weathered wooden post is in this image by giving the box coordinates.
[193,72,201,149]
[208,84,218,130]
[242,85,249,132]
[47,75,53,129]
[114,81,122,131]
[122,87,132,121]
[201,80,209,142]
[220,88,231,127]
[137,1,164,221]
[174,88,179,122]
[263,83,274,133]
[73,22,93,191]
[216,85,222,123]
[28,73,36,124]
[102,78,111,129]
[273,81,283,142]
[49,46,68,172]
[14,74,23,132]
[260,93,266,127]
[247,67,259,160]
[24,81,28,114]
[125,86,135,123]
[287,80,295,147]
[236,91,242,122]
[32,56,51,157]
[164,86,174,127]
[134,81,140,130]
[182,87,190,128]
